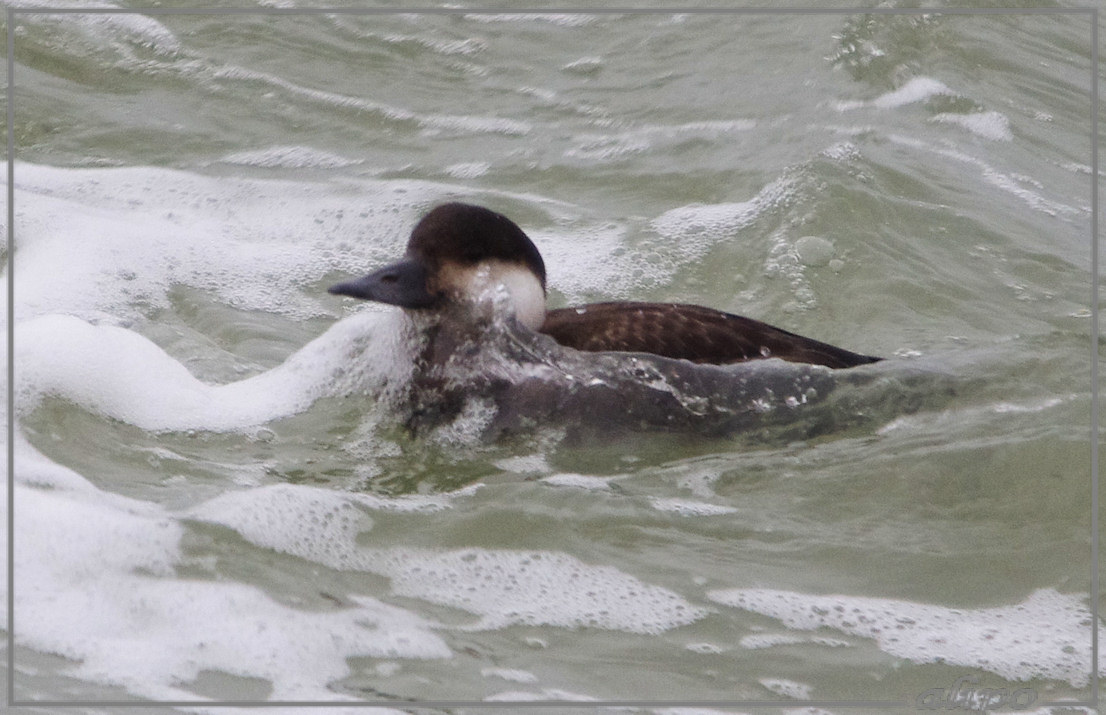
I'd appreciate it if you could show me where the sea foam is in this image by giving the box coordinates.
[708,587,1098,686]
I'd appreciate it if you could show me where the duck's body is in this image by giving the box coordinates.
[542,301,879,369]
[329,202,881,370]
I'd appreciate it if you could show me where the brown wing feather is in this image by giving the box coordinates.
[539,302,881,369]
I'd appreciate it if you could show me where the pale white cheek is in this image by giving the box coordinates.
[459,263,546,330]
[496,267,546,330]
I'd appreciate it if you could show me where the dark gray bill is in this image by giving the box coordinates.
[327,258,438,308]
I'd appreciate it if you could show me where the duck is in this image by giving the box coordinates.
[328,202,881,369]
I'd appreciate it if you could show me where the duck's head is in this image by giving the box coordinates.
[329,202,548,330]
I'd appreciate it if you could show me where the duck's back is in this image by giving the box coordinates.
[540,302,881,369]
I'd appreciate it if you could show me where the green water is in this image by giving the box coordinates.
[4,4,1099,711]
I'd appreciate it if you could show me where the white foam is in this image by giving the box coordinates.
[759,677,812,699]
[561,56,603,74]
[886,134,1081,219]
[485,687,597,701]
[481,667,539,683]
[378,32,487,57]
[931,111,1013,141]
[187,482,479,568]
[189,486,709,635]
[876,397,1068,435]
[444,161,491,179]
[9,162,437,322]
[463,13,596,27]
[537,221,651,300]
[378,548,708,634]
[8,424,456,701]
[219,145,362,169]
[873,77,954,108]
[708,587,1098,686]
[648,498,738,517]
[210,64,530,137]
[494,454,551,474]
[565,133,651,161]
[835,76,955,111]
[566,120,755,162]
[540,473,617,490]
[13,480,449,701]
[991,398,1063,413]
[1061,161,1092,175]
[740,633,849,650]
[15,309,413,432]
[651,174,796,250]
[819,141,861,162]
[652,197,755,252]
[197,480,475,520]
[10,0,182,56]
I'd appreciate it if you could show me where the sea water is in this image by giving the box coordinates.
[2,4,1098,712]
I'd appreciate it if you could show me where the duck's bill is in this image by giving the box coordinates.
[328,258,438,308]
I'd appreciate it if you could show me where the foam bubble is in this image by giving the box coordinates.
[189,487,708,635]
[189,482,480,566]
[425,396,499,446]
[759,677,812,699]
[819,141,862,162]
[537,221,669,300]
[652,201,758,246]
[648,498,738,517]
[481,667,539,683]
[376,548,709,634]
[931,111,1013,141]
[651,175,796,250]
[708,587,1098,686]
[793,236,835,267]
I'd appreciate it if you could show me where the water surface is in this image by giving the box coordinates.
[4,4,1098,711]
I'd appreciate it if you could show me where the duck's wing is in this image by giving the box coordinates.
[539,302,881,369]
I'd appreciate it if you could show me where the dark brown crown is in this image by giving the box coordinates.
[406,203,547,291]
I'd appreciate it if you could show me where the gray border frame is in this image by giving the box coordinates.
[4,5,1099,710]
